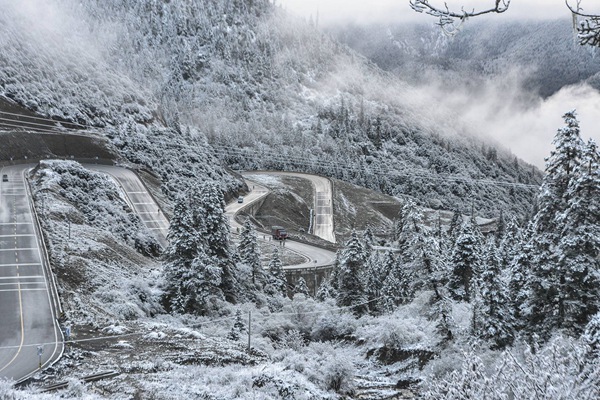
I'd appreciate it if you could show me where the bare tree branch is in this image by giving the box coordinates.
[409,1,511,36]
[566,0,600,47]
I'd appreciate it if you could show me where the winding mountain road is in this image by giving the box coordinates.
[0,163,336,383]
[86,165,169,248]
[226,172,337,269]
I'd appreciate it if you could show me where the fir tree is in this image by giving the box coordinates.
[238,218,265,288]
[508,223,534,331]
[336,231,368,315]
[180,250,223,315]
[378,256,413,312]
[193,182,241,303]
[227,310,247,341]
[472,238,514,349]
[163,194,224,315]
[448,219,481,302]
[525,111,587,340]
[555,139,600,333]
[447,209,462,242]
[294,276,310,296]
[267,249,287,297]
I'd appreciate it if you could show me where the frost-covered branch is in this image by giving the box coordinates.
[409,0,510,36]
[567,0,600,47]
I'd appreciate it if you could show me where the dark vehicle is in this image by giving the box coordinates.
[2,175,7,182]
[271,226,288,240]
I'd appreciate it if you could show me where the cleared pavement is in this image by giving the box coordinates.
[227,173,337,269]
[86,165,169,249]
[0,164,63,383]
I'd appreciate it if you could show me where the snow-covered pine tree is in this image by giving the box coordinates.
[497,216,522,270]
[227,310,247,341]
[447,209,462,242]
[267,249,287,297]
[396,199,423,256]
[525,111,586,340]
[238,218,265,288]
[336,231,368,315]
[193,181,241,303]
[495,210,506,245]
[472,238,514,349]
[508,222,535,331]
[378,256,413,313]
[362,252,381,311]
[163,196,201,312]
[448,219,481,302]
[555,139,600,333]
[180,250,223,315]
[163,194,225,315]
[362,227,375,251]
[294,276,310,297]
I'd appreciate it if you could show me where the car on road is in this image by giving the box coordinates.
[237,196,244,203]
[2,174,7,182]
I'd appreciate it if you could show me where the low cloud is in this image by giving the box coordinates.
[410,72,600,168]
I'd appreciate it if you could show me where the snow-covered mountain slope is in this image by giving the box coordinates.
[0,0,540,217]
[329,19,600,98]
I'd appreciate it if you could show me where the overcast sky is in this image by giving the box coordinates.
[278,0,580,25]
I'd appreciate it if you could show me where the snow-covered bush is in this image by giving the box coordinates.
[423,335,600,399]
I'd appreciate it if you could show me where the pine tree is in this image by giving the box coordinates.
[447,209,462,242]
[316,277,336,301]
[193,182,241,303]
[163,196,201,312]
[472,238,514,348]
[227,310,247,341]
[163,194,224,315]
[238,218,265,288]
[555,139,600,333]
[378,256,413,313]
[337,231,368,315]
[525,111,587,339]
[267,249,287,297]
[180,250,223,315]
[448,219,481,302]
[294,276,310,296]
[508,223,534,331]
[362,227,375,253]
[497,216,522,270]
[495,210,506,245]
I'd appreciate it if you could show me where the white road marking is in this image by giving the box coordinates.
[0,275,44,280]
[0,248,37,252]
[0,263,41,268]
[0,234,35,238]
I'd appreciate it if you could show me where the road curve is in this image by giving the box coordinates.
[0,164,63,383]
[243,172,336,243]
[226,173,336,269]
[85,165,169,249]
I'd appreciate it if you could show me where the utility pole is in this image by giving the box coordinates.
[37,345,44,369]
[247,311,251,352]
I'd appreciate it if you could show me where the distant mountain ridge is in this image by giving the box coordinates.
[329,19,600,98]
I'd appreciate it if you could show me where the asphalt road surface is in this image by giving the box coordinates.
[86,165,169,249]
[0,164,62,383]
[227,173,336,269]
[243,172,336,243]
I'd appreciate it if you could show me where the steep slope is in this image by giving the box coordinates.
[0,0,540,217]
